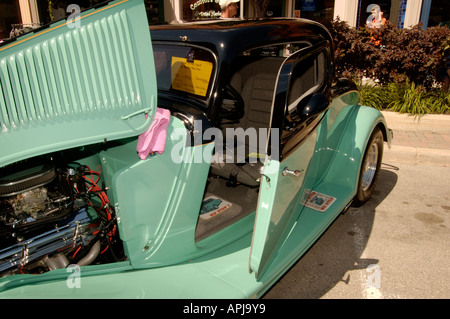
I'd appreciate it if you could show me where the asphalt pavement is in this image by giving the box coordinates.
[264,159,450,299]
[263,110,450,299]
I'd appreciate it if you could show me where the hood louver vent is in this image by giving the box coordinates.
[0,0,157,167]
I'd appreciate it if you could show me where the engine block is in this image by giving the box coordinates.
[0,207,99,275]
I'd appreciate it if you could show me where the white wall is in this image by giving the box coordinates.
[164,0,181,23]
[333,0,359,27]
[18,0,40,24]
[403,0,423,28]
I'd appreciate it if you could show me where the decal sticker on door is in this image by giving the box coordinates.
[301,189,336,212]
[200,196,232,220]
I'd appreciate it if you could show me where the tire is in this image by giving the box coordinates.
[352,126,384,207]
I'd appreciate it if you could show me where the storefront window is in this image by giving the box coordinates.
[293,0,335,24]
[356,0,394,28]
[0,0,21,40]
[145,0,163,24]
[182,0,222,21]
[426,0,450,27]
[266,0,285,17]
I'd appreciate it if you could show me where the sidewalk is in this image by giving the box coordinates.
[382,111,450,166]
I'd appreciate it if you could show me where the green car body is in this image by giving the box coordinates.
[0,0,391,298]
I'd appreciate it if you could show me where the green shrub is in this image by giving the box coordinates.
[325,18,450,115]
[357,81,450,116]
[388,82,430,115]
[423,89,450,114]
[325,18,450,91]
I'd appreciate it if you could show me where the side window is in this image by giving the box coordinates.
[281,42,331,157]
[219,42,311,129]
[287,50,327,117]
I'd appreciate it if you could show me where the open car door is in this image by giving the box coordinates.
[249,41,332,279]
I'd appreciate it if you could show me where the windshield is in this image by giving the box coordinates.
[153,43,216,102]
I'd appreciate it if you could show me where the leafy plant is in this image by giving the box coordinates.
[325,18,450,91]
[388,82,429,115]
[357,81,450,116]
[423,89,450,114]
[357,83,385,109]
[326,18,450,115]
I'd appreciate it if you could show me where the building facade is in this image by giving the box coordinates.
[2,0,448,41]
[163,0,448,29]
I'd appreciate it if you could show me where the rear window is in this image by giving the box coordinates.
[153,44,216,101]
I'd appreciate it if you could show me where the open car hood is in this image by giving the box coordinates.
[0,0,157,167]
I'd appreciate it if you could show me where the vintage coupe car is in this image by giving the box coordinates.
[0,0,391,298]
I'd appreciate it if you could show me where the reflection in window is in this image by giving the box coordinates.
[426,0,450,27]
[0,0,21,41]
[181,1,222,21]
[356,0,393,28]
[293,0,335,24]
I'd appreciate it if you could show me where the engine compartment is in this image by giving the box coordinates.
[0,154,124,277]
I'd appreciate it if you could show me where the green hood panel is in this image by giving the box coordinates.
[0,0,156,167]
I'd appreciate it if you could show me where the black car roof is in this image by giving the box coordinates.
[149,18,335,120]
[149,18,333,62]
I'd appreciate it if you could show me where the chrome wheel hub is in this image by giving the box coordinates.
[361,142,379,191]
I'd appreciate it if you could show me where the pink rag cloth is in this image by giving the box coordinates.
[136,107,171,160]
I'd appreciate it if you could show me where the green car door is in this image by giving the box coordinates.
[250,41,333,279]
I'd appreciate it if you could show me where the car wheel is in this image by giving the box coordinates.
[353,126,383,207]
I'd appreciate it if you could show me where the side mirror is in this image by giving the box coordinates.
[297,93,329,123]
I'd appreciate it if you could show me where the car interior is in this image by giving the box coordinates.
[196,55,283,241]
[195,42,323,241]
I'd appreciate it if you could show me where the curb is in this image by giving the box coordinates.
[383,144,450,167]
[381,111,450,133]
[381,111,450,166]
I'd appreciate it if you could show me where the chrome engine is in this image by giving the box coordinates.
[0,156,123,277]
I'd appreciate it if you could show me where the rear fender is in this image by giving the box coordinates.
[322,105,391,197]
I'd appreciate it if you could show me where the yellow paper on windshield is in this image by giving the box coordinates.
[171,57,213,97]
